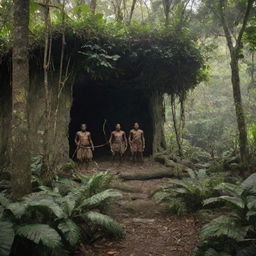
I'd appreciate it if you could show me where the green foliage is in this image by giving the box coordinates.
[0,221,14,256]
[0,172,124,256]
[16,224,62,248]
[79,43,120,80]
[154,169,225,215]
[195,173,256,256]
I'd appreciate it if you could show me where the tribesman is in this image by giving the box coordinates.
[109,123,128,162]
[75,123,94,169]
[129,122,145,162]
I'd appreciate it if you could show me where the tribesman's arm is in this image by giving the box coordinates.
[123,132,128,149]
[141,131,145,151]
[109,132,114,152]
[128,130,133,146]
[88,132,95,151]
[75,132,80,146]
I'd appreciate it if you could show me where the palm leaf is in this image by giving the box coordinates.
[0,221,15,256]
[200,215,249,241]
[16,224,62,248]
[86,211,125,238]
[58,219,80,247]
[79,189,122,208]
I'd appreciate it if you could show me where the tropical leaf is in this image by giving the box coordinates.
[86,211,125,238]
[200,216,249,241]
[6,202,27,219]
[242,173,256,190]
[215,183,243,196]
[0,192,10,207]
[237,245,256,256]
[204,248,231,256]
[58,219,80,247]
[27,199,65,218]
[79,189,122,208]
[0,221,15,256]
[16,224,62,248]
[204,196,244,209]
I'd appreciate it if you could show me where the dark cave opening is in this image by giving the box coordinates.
[69,82,153,159]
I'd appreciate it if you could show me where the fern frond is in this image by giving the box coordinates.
[203,196,244,209]
[168,198,187,215]
[0,192,10,207]
[27,199,65,218]
[0,221,15,256]
[79,189,122,208]
[16,224,63,248]
[200,216,249,241]
[86,211,125,238]
[204,248,231,256]
[215,183,242,196]
[87,172,114,194]
[237,245,256,256]
[7,202,27,219]
[58,219,80,247]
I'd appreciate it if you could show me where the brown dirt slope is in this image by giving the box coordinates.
[79,159,200,256]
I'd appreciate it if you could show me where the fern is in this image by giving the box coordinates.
[155,169,225,213]
[0,221,15,256]
[16,224,63,248]
[200,216,249,241]
[58,219,80,247]
[26,199,65,218]
[86,172,114,195]
[79,189,122,208]
[86,211,125,238]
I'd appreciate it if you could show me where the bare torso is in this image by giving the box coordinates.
[130,129,143,143]
[77,131,91,146]
[112,130,125,143]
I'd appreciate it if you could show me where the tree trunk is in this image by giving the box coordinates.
[170,94,183,157]
[218,0,253,163]
[230,53,249,162]
[128,0,137,25]
[90,0,97,14]
[11,0,31,199]
[150,91,167,154]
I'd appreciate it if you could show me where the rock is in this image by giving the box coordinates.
[165,159,177,168]
[194,162,212,169]
[120,167,187,181]
[132,218,155,224]
[180,159,195,169]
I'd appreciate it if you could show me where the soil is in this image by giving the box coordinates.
[78,158,201,256]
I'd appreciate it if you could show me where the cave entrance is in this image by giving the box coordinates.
[69,82,153,159]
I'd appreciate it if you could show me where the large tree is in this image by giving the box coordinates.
[218,0,254,162]
[11,0,31,199]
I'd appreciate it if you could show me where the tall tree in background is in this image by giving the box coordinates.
[128,0,137,25]
[90,0,97,14]
[11,0,31,198]
[218,0,254,163]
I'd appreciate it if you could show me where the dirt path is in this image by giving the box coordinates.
[80,159,200,256]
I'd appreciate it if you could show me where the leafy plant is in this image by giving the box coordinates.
[194,173,256,256]
[0,172,124,256]
[154,169,225,215]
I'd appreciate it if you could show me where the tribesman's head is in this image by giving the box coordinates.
[134,122,139,130]
[116,123,121,131]
[81,123,87,132]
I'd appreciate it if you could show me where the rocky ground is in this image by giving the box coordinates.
[78,159,201,256]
